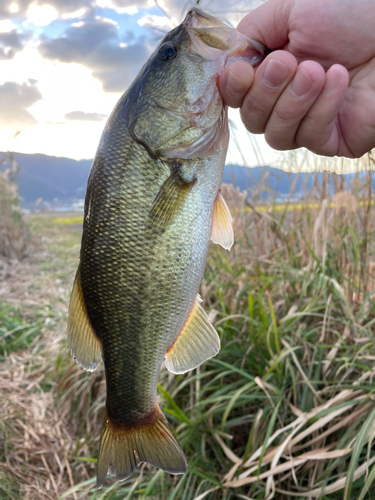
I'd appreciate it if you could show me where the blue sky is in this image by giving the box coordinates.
[1,0,282,165]
[0,0,363,174]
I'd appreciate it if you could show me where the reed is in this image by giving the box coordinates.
[0,161,374,500]
[0,153,29,261]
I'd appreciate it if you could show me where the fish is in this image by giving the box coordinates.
[67,8,265,487]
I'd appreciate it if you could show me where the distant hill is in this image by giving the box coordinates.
[0,152,358,209]
[1,153,92,207]
[222,164,320,197]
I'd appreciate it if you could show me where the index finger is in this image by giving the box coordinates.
[237,0,293,49]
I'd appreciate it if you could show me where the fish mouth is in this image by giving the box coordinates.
[184,8,265,67]
[184,8,230,30]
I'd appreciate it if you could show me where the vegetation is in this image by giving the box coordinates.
[0,153,29,260]
[0,165,374,500]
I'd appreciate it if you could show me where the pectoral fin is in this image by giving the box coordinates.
[148,169,194,230]
[211,191,234,250]
[165,296,220,374]
[67,266,102,371]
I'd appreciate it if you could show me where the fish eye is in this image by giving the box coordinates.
[158,42,179,62]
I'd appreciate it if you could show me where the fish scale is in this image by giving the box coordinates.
[67,8,265,487]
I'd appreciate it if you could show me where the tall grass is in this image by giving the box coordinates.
[0,152,28,260]
[0,165,374,500]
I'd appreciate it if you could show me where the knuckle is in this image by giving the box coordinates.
[265,125,296,151]
[266,135,295,151]
[240,97,269,134]
[272,104,299,125]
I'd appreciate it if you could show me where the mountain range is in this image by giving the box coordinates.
[0,151,360,209]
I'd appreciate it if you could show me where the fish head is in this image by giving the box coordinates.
[127,8,265,160]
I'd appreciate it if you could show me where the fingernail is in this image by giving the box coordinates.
[290,67,313,97]
[323,70,342,93]
[227,70,247,95]
[262,59,289,89]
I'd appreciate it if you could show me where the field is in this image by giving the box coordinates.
[1,172,375,500]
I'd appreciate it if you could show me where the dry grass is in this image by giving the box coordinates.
[1,341,72,499]
[0,217,90,500]
[0,165,374,500]
[0,345,106,499]
[0,154,29,261]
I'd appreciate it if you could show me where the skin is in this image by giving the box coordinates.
[219,0,375,158]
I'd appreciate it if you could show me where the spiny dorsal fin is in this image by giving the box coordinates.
[67,266,102,371]
[97,405,186,488]
[165,296,220,374]
[148,169,194,230]
[211,191,234,250]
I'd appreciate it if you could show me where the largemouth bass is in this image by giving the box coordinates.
[67,8,265,487]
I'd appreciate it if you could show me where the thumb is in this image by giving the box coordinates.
[237,0,293,49]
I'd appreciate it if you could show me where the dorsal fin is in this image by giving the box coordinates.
[165,296,220,374]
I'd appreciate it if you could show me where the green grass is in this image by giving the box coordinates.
[1,186,375,500]
[0,302,42,359]
[61,195,375,500]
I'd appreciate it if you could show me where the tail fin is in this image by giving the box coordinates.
[97,406,187,488]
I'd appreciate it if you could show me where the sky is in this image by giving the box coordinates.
[0,0,365,172]
[0,0,285,167]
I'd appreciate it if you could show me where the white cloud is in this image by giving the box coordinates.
[0,0,273,164]
[0,20,17,33]
[137,14,173,30]
[64,110,108,121]
[160,0,263,26]
[0,40,120,158]
[38,16,152,92]
[95,0,139,15]
[120,5,138,14]
[61,8,86,19]
[27,3,59,26]
[0,79,42,128]
[94,15,119,27]
[0,121,105,158]
[0,29,31,60]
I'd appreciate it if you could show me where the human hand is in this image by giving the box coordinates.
[219,0,375,158]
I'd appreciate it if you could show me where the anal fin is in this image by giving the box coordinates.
[67,265,102,371]
[211,191,234,250]
[165,296,220,374]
